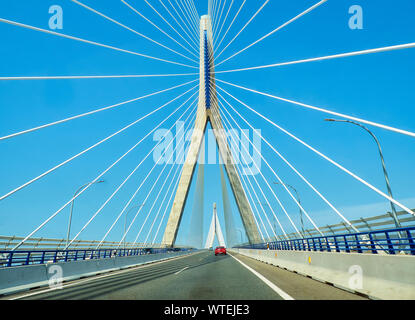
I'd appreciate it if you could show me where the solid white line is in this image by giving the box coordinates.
[229,253,294,300]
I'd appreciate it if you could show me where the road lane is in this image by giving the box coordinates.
[231,252,368,300]
[6,250,367,300]
[10,250,284,300]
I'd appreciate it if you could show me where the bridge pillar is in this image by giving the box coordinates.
[161,15,261,247]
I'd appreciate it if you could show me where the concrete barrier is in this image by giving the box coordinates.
[230,248,415,300]
[0,250,195,296]
[0,264,49,295]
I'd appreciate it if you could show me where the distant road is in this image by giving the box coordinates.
[6,250,366,300]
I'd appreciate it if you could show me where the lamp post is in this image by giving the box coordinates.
[273,182,304,235]
[257,201,279,241]
[66,180,104,247]
[124,204,145,248]
[325,119,402,230]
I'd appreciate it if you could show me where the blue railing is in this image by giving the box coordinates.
[0,247,193,268]
[235,226,415,255]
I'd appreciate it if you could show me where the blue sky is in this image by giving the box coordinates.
[0,0,414,248]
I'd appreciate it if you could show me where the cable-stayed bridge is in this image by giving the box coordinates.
[0,0,414,301]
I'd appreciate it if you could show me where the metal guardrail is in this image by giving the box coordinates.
[0,247,194,268]
[283,209,415,240]
[235,227,415,255]
[0,235,162,251]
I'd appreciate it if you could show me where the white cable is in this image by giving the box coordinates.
[211,0,221,36]
[177,0,199,36]
[0,79,197,141]
[184,0,201,30]
[218,90,359,233]
[0,18,198,69]
[211,101,291,238]
[174,0,199,38]
[182,0,201,33]
[68,95,199,249]
[129,147,183,247]
[216,100,302,237]
[216,42,415,73]
[214,107,282,239]
[215,0,270,61]
[0,73,198,81]
[10,87,198,251]
[71,0,198,64]
[213,0,233,48]
[186,0,200,23]
[218,97,327,237]
[216,79,415,138]
[141,150,184,247]
[213,0,228,38]
[129,108,197,247]
[218,85,415,218]
[144,0,198,54]
[117,108,197,247]
[162,0,199,46]
[238,166,271,242]
[96,95,198,248]
[121,0,199,59]
[209,105,268,242]
[212,0,224,38]
[213,0,246,56]
[0,85,198,202]
[210,0,217,30]
[149,158,185,246]
[216,0,328,67]
[189,0,201,30]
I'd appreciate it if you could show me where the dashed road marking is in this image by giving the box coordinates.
[174,267,189,275]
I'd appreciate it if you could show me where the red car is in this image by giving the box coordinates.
[214,246,227,255]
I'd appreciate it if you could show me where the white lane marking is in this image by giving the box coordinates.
[228,252,294,300]
[9,251,202,300]
[174,266,189,275]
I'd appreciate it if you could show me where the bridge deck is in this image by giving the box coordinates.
[4,250,365,300]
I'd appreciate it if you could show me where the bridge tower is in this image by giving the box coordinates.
[161,15,261,247]
[204,203,226,249]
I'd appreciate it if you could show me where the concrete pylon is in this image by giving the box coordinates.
[161,15,261,247]
[204,203,226,249]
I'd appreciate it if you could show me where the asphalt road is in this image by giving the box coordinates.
[6,250,367,300]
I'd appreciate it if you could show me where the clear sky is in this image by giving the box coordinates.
[0,0,414,248]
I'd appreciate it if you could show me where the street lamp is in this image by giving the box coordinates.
[66,180,105,247]
[256,202,279,240]
[124,203,145,248]
[325,118,402,230]
[273,182,305,235]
